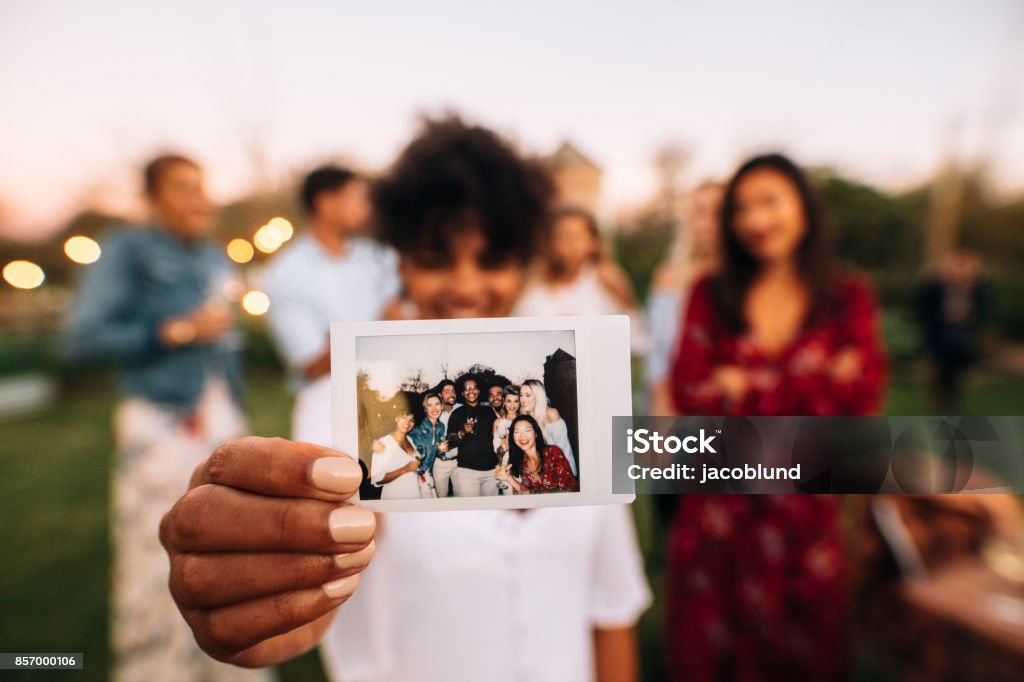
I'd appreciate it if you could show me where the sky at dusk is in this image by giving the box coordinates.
[357,330,576,398]
[1,0,1022,240]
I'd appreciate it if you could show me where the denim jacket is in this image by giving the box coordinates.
[407,416,446,474]
[64,226,244,412]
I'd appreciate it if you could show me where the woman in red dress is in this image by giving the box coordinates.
[498,414,578,494]
[666,154,887,681]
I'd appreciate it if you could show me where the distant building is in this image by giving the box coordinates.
[544,142,602,215]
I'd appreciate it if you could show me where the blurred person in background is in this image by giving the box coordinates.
[514,206,637,319]
[263,165,400,390]
[916,248,990,412]
[65,154,264,681]
[646,181,723,415]
[159,116,650,682]
[666,154,887,681]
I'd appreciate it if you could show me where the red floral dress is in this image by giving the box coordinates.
[666,273,887,681]
[517,446,578,493]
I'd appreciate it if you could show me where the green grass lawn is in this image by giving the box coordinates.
[1,370,1022,681]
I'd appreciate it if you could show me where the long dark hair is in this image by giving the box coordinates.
[507,414,547,478]
[714,153,837,332]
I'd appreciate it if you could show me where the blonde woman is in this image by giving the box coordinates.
[519,379,577,477]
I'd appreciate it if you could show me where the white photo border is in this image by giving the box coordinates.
[330,315,635,512]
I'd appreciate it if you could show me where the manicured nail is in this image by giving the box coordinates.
[312,456,361,494]
[334,540,376,570]
[322,574,360,600]
[329,506,375,544]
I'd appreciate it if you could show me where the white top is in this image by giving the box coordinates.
[545,417,578,477]
[513,266,625,319]
[262,234,400,389]
[291,378,652,682]
[369,434,421,499]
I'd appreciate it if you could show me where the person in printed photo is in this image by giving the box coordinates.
[407,392,448,478]
[446,374,499,497]
[520,378,578,477]
[497,414,578,494]
[369,406,432,500]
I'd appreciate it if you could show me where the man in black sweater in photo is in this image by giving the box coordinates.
[447,374,499,496]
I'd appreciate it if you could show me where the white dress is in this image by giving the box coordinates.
[291,378,652,682]
[370,434,422,500]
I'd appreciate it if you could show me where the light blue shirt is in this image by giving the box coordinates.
[646,288,684,385]
[263,233,400,389]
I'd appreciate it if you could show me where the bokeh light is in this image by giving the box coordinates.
[2,260,46,289]
[64,235,101,264]
[253,225,282,254]
[226,238,255,264]
[241,290,270,316]
[267,217,294,242]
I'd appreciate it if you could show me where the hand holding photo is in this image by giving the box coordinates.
[331,315,634,511]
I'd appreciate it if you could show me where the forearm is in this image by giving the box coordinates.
[593,626,638,682]
[379,466,412,484]
[65,314,160,362]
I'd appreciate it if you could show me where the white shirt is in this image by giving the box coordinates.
[513,266,625,318]
[292,378,652,682]
[262,234,400,389]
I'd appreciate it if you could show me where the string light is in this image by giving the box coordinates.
[227,238,255,264]
[241,290,270,316]
[253,225,282,254]
[2,260,45,289]
[266,217,294,242]
[64,235,101,264]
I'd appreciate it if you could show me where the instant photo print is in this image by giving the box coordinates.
[331,315,634,511]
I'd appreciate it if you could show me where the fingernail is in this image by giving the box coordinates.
[312,456,361,494]
[322,573,360,600]
[329,506,376,543]
[334,540,376,570]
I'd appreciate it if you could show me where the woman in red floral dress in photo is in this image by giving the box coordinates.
[498,414,579,494]
[666,154,887,681]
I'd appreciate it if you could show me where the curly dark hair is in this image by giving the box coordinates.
[371,115,554,264]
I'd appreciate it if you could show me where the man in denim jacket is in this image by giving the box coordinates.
[64,155,263,682]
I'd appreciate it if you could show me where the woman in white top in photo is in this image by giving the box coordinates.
[491,385,520,495]
[369,410,427,500]
[519,379,577,477]
[491,385,521,461]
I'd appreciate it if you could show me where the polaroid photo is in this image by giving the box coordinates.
[330,315,635,511]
